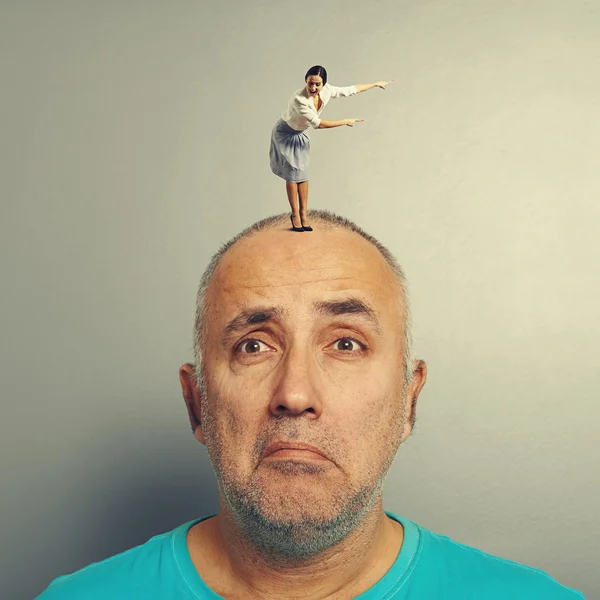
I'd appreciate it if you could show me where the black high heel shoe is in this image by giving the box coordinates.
[290,214,304,232]
[301,217,313,232]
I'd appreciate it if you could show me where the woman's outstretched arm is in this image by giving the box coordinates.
[354,81,393,93]
[318,119,364,129]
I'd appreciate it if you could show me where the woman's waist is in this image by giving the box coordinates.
[275,117,309,134]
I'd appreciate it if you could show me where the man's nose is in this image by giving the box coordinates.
[269,346,322,418]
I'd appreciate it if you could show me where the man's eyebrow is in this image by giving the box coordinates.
[313,298,382,332]
[222,307,283,338]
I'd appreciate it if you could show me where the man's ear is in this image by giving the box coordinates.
[179,363,205,444]
[402,360,427,440]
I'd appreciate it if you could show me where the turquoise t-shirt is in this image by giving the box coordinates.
[36,513,584,599]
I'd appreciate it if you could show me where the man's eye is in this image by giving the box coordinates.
[236,339,269,354]
[332,338,364,352]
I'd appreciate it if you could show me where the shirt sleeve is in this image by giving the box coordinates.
[328,84,357,99]
[293,97,321,129]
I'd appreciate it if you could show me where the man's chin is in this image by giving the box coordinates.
[256,496,340,527]
[233,484,379,561]
[218,468,383,560]
[225,476,353,524]
[251,466,344,517]
[249,477,376,530]
[260,458,331,475]
[258,488,338,524]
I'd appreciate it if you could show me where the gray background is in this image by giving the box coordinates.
[1,1,598,598]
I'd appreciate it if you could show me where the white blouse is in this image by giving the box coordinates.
[281,83,357,131]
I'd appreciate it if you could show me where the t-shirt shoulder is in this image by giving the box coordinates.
[418,525,585,598]
[34,528,181,599]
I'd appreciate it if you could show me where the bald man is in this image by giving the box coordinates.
[37,211,584,599]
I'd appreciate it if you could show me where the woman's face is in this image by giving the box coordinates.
[305,75,324,97]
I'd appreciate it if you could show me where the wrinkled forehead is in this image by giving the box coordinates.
[206,224,404,321]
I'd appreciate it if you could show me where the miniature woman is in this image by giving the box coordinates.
[270,65,392,231]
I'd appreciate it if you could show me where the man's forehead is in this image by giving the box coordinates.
[204,224,403,325]
[220,297,384,340]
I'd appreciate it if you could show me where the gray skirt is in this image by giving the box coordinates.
[269,118,310,183]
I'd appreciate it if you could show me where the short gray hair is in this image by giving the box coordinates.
[193,210,414,391]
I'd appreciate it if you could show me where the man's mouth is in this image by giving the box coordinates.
[262,441,329,462]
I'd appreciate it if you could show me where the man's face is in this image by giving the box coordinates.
[185,224,424,546]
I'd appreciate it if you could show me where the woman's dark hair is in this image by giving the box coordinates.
[305,65,328,85]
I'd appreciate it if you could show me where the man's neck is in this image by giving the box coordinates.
[186,505,404,600]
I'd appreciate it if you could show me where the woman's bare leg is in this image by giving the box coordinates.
[298,180,310,227]
[286,181,302,228]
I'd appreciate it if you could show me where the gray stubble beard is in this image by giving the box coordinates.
[218,471,385,564]
[199,388,406,564]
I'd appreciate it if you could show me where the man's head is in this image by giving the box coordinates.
[180,210,426,560]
